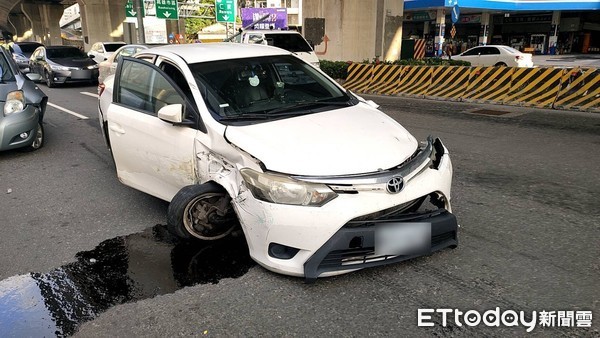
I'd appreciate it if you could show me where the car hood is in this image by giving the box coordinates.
[49,57,96,68]
[224,105,418,176]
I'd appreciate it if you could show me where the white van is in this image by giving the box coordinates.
[240,30,321,68]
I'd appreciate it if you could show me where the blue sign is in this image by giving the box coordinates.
[451,5,460,24]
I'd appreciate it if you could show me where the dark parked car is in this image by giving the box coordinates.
[29,46,99,88]
[9,42,44,71]
[0,46,47,152]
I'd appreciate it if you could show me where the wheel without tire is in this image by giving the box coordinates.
[167,183,239,240]
[21,121,44,152]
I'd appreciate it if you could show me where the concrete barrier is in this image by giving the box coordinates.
[344,63,374,93]
[503,67,565,109]
[553,67,600,112]
[366,64,403,95]
[392,66,432,97]
[463,66,514,104]
[424,66,471,101]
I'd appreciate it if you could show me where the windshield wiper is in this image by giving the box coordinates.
[219,113,269,121]
[267,99,351,116]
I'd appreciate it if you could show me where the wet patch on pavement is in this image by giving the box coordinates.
[0,225,254,337]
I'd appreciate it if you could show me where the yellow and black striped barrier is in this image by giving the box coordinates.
[463,66,514,104]
[392,66,432,97]
[344,63,374,93]
[503,67,564,108]
[553,67,600,112]
[366,64,403,95]
[425,66,471,101]
[414,40,425,60]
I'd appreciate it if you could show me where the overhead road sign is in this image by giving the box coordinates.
[157,0,179,20]
[126,0,145,18]
[216,0,236,23]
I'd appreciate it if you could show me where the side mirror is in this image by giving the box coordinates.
[158,104,184,124]
[26,73,43,82]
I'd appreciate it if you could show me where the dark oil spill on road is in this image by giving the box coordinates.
[0,225,254,337]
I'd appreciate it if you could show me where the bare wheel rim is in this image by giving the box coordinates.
[183,192,236,240]
[31,124,43,149]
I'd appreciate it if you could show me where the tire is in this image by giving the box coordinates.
[167,182,239,240]
[45,70,55,88]
[21,121,44,152]
[495,62,507,67]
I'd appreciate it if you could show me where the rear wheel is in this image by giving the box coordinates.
[494,62,507,67]
[167,183,238,240]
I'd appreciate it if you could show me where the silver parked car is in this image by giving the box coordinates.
[0,46,47,152]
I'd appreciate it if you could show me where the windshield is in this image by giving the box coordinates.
[14,43,42,54]
[47,47,88,59]
[264,33,313,53]
[104,43,125,52]
[190,54,352,123]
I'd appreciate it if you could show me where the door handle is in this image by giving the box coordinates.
[109,124,125,134]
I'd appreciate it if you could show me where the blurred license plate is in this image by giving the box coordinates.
[375,222,431,256]
[71,70,91,79]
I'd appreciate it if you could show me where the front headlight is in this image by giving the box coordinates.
[241,168,337,206]
[4,91,25,115]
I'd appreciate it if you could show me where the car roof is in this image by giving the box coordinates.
[44,45,81,50]
[141,42,291,64]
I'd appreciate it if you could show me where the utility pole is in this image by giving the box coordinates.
[135,0,146,44]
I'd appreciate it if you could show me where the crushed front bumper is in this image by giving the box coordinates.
[303,208,458,282]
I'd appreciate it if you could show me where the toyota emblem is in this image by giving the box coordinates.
[386,176,404,194]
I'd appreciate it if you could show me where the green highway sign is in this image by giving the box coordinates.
[156,0,179,20]
[125,0,144,18]
[216,0,236,23]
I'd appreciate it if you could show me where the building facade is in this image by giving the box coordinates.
[403,0,600,56]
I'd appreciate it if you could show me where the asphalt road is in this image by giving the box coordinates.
[0,83,598,337]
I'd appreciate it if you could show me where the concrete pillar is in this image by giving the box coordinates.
[479,12,490,46]
[549,11,560,55]
[8,13,33,41]
[434,8,445,57]
[40,4,64,45]
[382,0,403,62]
[21,4,44,43]
[79,0,125,51]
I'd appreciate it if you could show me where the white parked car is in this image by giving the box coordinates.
[237,30,320,68]
[98,44,164,84]
[452,45,533,67]
[87,41,126,64]
[98,43,458,281]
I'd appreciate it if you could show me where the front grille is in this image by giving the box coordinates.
[318,230,455,268]
[304,209,458,282]
[346,193,445,227]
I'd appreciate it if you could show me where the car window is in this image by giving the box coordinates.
[486,47,500,55]
[462,47,481,56]
[47,47,87,59]
[115,47,137,62]
[16,43,42,54]
[117,58,186,117]
[0,52,15,82]
[248,34,264,44]
[264,33,313,52]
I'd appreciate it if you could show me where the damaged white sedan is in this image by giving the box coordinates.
[98,43,458,282]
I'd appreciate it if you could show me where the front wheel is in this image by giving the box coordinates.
[21,121,44,152]
[167,183,239,240]
[45,70,55,88]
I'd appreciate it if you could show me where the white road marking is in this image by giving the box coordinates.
[47,102,89,120]
[80,91,99,98]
